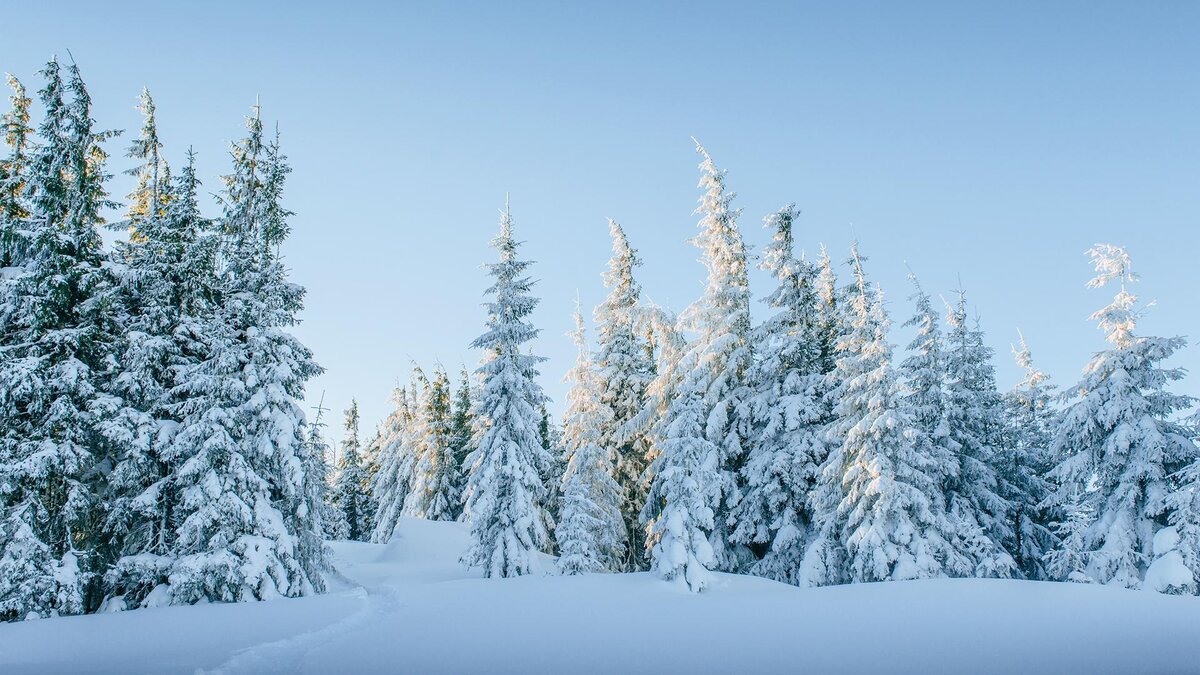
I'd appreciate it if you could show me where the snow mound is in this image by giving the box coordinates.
[3,518,1200,674]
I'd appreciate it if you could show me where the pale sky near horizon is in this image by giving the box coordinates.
[3,1,1198,439]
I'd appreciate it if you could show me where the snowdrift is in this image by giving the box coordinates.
[2,518,1199,674]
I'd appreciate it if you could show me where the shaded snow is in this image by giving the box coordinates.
[3,517,1200,674]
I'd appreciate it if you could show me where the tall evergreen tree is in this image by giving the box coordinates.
[0,74,33,268]
[893,274,971,579]
[1046,244,1196,588]
[333,400,371,540]
[592,219,654,570]
[1000,332,1058,580]
[369,386,415,543]
[448,369,475,517]
[556,306,624,574]
[407,369,460,521]
[942,292,1016,578]
[0,60,120,619]
[804,246,964,586]
[306,399,346,541]
[730,205,827,584]
[165,106,325,604]
[461,203,552,578]
[103,126,222,608]
[645,143,753,588]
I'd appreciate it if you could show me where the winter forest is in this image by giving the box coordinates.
[2,57,1199,629]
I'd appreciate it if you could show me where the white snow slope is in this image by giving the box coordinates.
[3,518,1200,674]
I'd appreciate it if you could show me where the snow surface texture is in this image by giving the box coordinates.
[3,518,1200,674]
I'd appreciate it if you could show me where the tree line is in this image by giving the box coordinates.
[2,60,1197,625]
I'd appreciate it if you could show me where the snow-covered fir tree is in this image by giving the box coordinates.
[369,386,415,543]
[1157,417,1200,594]
[592,219,654,570]
[1046,244,1197,589]
[1,74,33,268]
[306,398,347,541]
[1000,332,1058,580]
[812,246,841,378]
[942,291,1016,578]
[103,105,223,608]
[407,368,460,521]
[460,203,553,578]
[556,305,625,574]
[1043,488,1095,584]
[333,400,372,540]
[645,143,753,586]
[0,60,121,619]
[892,274,972,579]
[448,369,475,516]
[730,205,828,584]
[165,106,326,604]
[804,245,964,586]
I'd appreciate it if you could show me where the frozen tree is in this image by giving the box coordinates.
[103,122,221,608]
[165,107,326,604]
[813,246,841,378]
[306,399,347,541]
[556,306,625,574]
[408,368,460,521]
[648,142,753,584]
[804,246,964,586]
[333,400,372,540]
[630,303,687,568]
[1158,418,1200,594]
[1046,244,1196,589]
[0,61,120,619]
[1043,488,1095,584]
[593,219,654,570]
[448,369,475,515]
[1,74,33,268]
[369,386,415,543]
[942,292,1016,578]
[999,332,1059,580]
[892,274,970,578]
[730,205,828,584]
[461,203,552,578]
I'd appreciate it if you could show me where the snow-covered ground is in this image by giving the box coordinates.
[3,518,1200,674]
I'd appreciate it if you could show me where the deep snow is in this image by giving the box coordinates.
[3,518,1200,674]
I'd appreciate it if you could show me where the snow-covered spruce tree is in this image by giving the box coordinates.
[408,368,460,521]
[592,219,655,570]
[942,292,1016,578]
[631,303,688,565]
[999,332,1059,580]
[103,135,223,608]
[1157,415,1200,594]
[166,107,326,604]
[369,385,415,542]
[892,274,971,579]
[729,205,828,585]
[0,61,124,620]
[333,400,372,540]
[813,246,841,378]
[461,203,553,578]
[651,142,754,585]
[803,245,963,586]
[1,74,33,268]
[449,369,475,516]
[556,305,625,574]
[1046,244,1196,589]
[643,144,753,589]
[306,400,348,541]
[1043,488,1095,584]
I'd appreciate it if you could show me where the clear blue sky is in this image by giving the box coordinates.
[4,1,1197,437]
